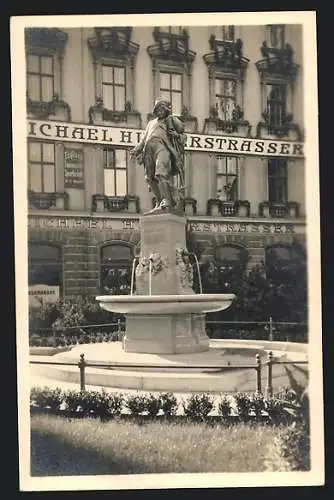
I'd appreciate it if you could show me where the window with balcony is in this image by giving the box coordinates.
[100,243,133,295]
[203,31,249,134]
[28,243,62,307]
[101,65,126,111]
[268,158,287,203]
[214,78,237,121]
[266,24,285,49]
[25,28,70,120]
[216,156,239,202]
[27,54,54,102]
[28,141,56,193]
[103,148,127,197]
[88,28,140,125]
[265,83,287,130]
[159,26,183,35]
[212,25,235,42]
[256,26,301,140]
[148,28,196,119]
[159,72,183,115]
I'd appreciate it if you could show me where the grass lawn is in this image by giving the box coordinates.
[31,414,297,475]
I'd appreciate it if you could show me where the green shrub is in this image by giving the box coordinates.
[125,394,148,416]
[30,387,64,410]
[234,392,252,420]
[30,335,42,347]
[107,393,124,418]
[159,392,178,418]
[250,393,266,417]
[217,395,232,419]
[265,397,288,423]
[182,393,214,422]
[279,422,310,470]
[63,390,84,412]
[144,394,161,417]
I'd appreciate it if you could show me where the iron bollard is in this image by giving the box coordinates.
[266,351,273,398]
[256,353,262,394]
[78,353,86,391]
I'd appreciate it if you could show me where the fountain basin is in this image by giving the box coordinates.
[96,293,236,315]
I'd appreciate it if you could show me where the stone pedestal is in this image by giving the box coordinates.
[124,313,209,354]
[122,211,211,354]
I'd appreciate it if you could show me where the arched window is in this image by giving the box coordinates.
[100,243,134,295]
[265,243,306,282]
[28,243,62,305]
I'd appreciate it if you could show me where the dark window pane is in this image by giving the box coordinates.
[29,244,61,262]
[28,265,61,286]
[218,246,243,261]
[101,244,132,262]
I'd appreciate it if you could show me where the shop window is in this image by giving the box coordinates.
[101,65,126,111]
[265,243,306,281]
[28,141,56,193]
[265,84,287,129]
[100,243,134,295]
[28,243,62,304]
[216,156,239,201]
[268,158,288,203]
[103,148,128,197]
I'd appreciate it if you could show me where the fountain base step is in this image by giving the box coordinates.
[123,313,209,354]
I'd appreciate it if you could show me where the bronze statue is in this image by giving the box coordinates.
[130,97,186,213]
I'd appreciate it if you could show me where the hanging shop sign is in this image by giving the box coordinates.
[27,119,304,159]
[28,284,60,308]
[64,148,84,188]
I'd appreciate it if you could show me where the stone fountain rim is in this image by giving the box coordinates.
[96,293,236,303]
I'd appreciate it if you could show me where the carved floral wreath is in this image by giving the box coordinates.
[136,252,169,276]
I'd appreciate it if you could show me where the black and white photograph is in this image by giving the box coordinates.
[10,11,323,491]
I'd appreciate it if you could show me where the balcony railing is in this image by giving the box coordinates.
[207,199,251,217]
[28,191,69,210]
[259,201,300,218]
[92,195,140,213]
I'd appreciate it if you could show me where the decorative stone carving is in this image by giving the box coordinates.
[135,252,169,277]
[175,247,194,290]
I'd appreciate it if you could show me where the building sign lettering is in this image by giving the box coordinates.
[64,148,84,188]
[28,216,140,231]
[27,215,298,234]
[187,222,295,234]
[29,284,60,308]
[28,120,304,159]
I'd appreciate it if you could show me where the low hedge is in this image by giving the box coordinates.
[30,386,309,426]
[29,331,124,348]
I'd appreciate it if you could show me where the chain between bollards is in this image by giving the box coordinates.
[255,353,262,394]
[78,353,86,391]
[266,351,273,398]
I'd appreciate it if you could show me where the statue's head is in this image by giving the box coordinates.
[153,97,172,117]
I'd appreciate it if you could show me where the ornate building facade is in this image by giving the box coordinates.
[26,24,306,304]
